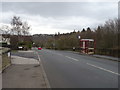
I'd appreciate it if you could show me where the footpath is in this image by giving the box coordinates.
[72,51,119,62]
[92,54,119,61]
[2,50,50,88]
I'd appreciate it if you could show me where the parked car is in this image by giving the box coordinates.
[18,46,28,50]
[38,47,42,50]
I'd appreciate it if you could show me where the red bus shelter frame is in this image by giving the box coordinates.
[80,39,95,54]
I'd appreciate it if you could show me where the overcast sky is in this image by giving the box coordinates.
[0,1,118,34]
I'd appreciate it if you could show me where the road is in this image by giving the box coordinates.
[36,49,119,88]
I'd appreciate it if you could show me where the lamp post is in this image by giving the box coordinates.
[32,43,35,49]
[78,35,81,39]
[78,35,81,52]
[53,34,56,50]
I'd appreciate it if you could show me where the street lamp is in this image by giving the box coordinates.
[78,35,81,39]
[78,35,81,52]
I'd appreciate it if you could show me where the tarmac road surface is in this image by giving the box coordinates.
[36,49,119,88]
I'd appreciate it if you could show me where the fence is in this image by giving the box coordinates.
[1,47,11,72]
[95,48,119,58]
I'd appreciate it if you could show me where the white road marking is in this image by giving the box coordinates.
[65,56,79,61]
[87,63,120,76]
[44,50,63,56]
[56,53,63,56]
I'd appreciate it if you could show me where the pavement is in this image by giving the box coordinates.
[0,55,1,73]
[0,74,2,90]
[0,55,2,90]
[66,50,119,62]
[92,54,119,61]
[2,50,50,88]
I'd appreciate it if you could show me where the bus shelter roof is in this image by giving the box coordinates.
[80,39,94,42]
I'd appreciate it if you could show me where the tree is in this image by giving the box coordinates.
[0,25,10,35]
[11,16,23,35]
[85,27,94,39]
[73,29,76,33]
[10,16,31,50]
[81,28,85,32]
[0,25,11,45]
[11,16,30,36]
[22,21,30,35]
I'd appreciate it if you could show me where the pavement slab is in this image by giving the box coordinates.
[11,56,39,64]
[2,64,47,88]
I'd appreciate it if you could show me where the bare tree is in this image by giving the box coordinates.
[0,25,10,35]
[11,16,23,35]
[0,25,10,43]
[22,21,30,35]
[11,16,30,36]
[10,16,31,50]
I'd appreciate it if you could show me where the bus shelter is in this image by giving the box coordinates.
[80,39,95,54]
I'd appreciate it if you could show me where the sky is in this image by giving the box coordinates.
[0,0,119,35]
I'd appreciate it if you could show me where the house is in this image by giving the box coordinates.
[0,34,10,47]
